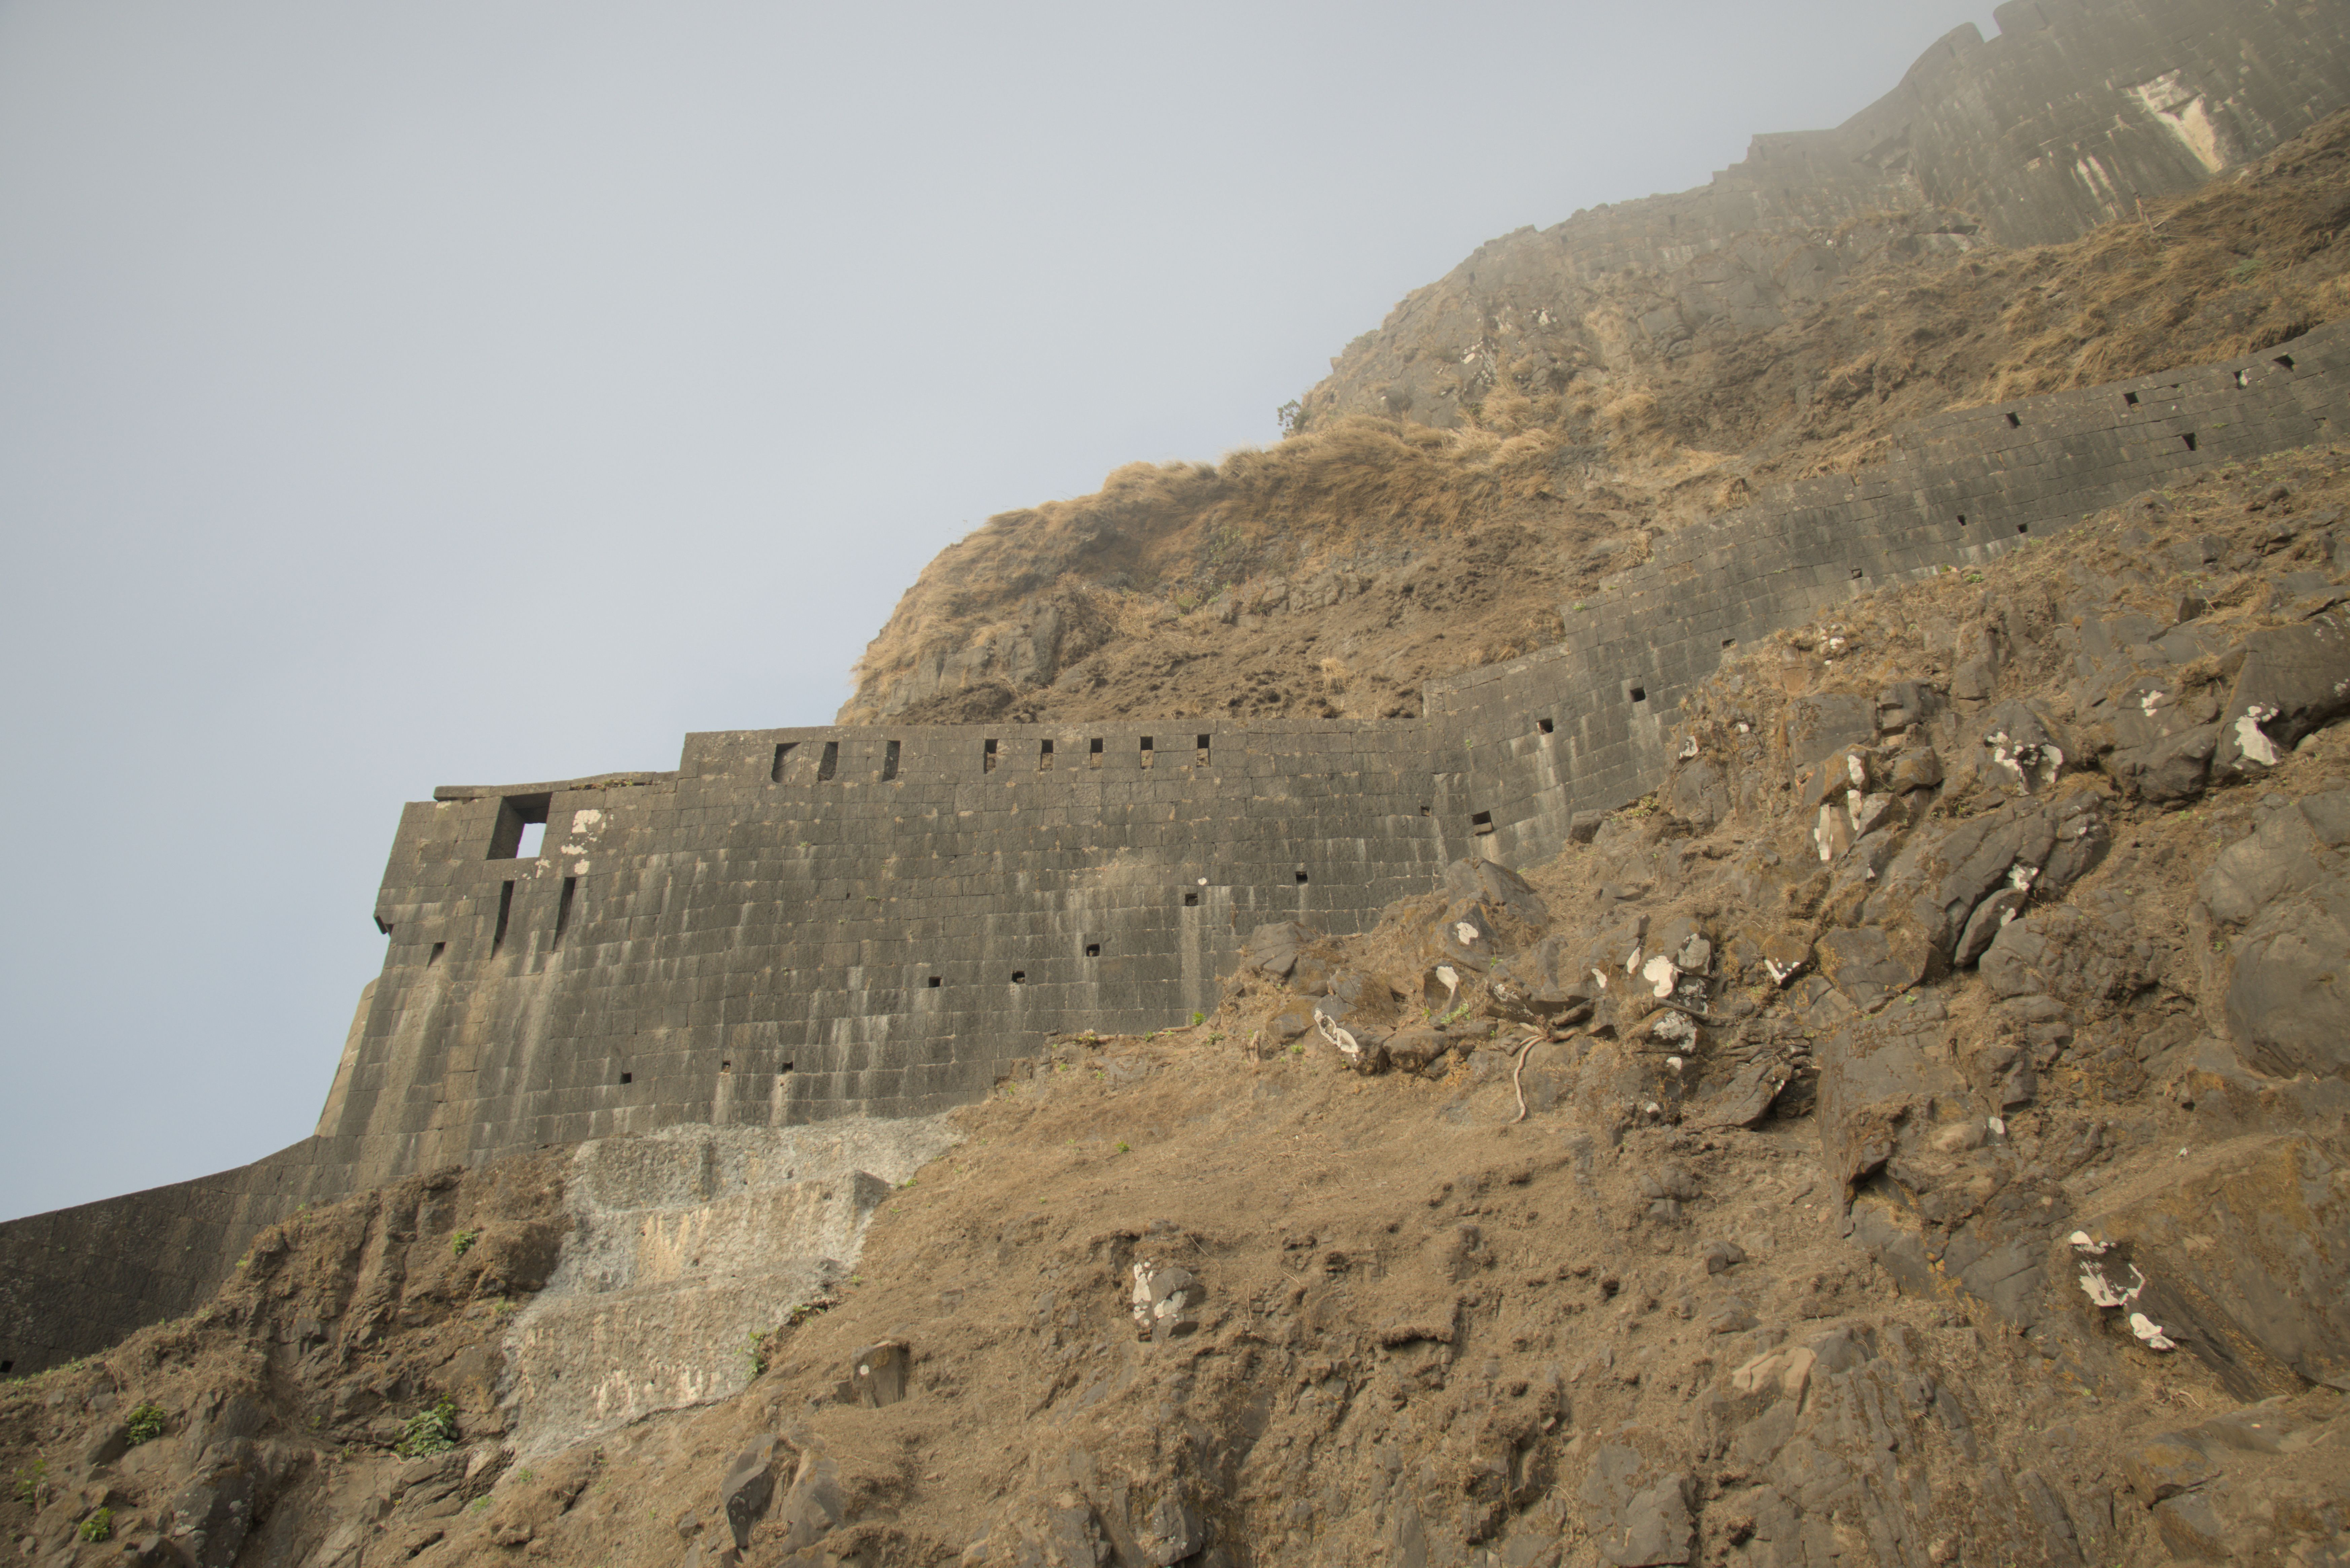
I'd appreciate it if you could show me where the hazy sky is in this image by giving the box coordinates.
[0,1,2000,1218]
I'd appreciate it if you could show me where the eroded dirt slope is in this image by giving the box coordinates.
[841,114,2350,733]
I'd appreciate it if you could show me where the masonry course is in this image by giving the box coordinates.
[5,320,2345,1376]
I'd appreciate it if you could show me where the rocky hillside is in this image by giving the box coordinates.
[839,112,2350,732]
[11,451,2350,1567]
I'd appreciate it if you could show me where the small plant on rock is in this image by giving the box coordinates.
[13,1457,45,1507]
[78,1507,112,1543]
[125,1402,166,1446]
[450,1230,479,1259]
[393,1397,459,1458]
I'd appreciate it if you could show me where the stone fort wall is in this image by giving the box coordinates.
[5,321,2348,1376]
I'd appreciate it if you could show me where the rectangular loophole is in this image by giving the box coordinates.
[618,1071,632,1084]
[1084,942,1101,958]
[491,880,515,954]
[1294,868,1309,884]
[1182,891,1200,906]
[2017,523,2030,534]
[1140,735,1154,768]
[1470,810,1495,836]
[927,975,941,987]
[1849,566,1864,579]
[2123,391,2140,407]
[983,738,998,772]
[1195,733,1211,765]
[779,1059,794,1074]
[2181,432,2198,452]
[771,742,796,782]
[2004,412,2020,427]
[1419,804,1431,816]
[882,739,900,781]
[1010,970,1027,984]
[1038,739,1055,771]
[488,793,551,859]
[1721,638,1737,649]
[2276,354,2297,371]
[1536,717,1554,734]
[1088,737,1103,769]
[720,1060,732,1074]
[427,941,446,967]
[817,741,839,781]
[553,876,576,949]
[1629,686,1647,703]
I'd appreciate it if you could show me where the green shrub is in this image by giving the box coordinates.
[78,1507,112,1543]
[450,1230,479,1258]
[393,1398,459,1458]
[12,1457,44,1507]
[125,1402,166,1446]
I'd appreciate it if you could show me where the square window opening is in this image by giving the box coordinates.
[1295,869,1310,884]
[619,1072,632,1084]
[2004,411,2020,428]
[2123,391,2140,407]
[1419,804,1431,816]
[720,1060,732,1073]
[2276,354,2297,371]
[1629,686,1647,703]
[779,1059,794,1074]
[488,793,552,859]
[927,975,941,988]
[1536,717,1554,734]
[2017,523,2030,535]
[1849,566,1864,579]
[2182,432,2199,452]
[1470,810,1495,837]
[1084,942,1101,958]
[1182,891,1200,907]
[817,741,839,781]
[882,739,901,782]
[1011,970,1027,984]
[771,741,797,782]
[428,941,446,967]
[491,880,515,955]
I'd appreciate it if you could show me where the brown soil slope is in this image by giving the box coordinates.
[841,113,2350,732]
[13,452,2350,1568]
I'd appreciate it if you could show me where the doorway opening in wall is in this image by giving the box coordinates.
[983,738,999,772]
[1011,971,1027,984]
[619,1072,632,1084]
[488,793,552,859]
[492,881,515,955]
[2004,412,2021,428]
[1039,739,1055,771]
[771,742,797,782]
[2182,433,2199,452]
[1537,717,1554,734]
[1471,811,1495,837]
[553,877,577,949]
[2277,354,2298,371]
[882,740,901,782]
[428,941,446,967]
[1140,736,1154,768]
[817,741,839,781]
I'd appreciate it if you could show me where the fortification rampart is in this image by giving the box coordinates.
[6,321,2348,1376]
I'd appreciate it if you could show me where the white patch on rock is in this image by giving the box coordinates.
[2067,1231,2110,1255]
[2236,703,2283,766]
[1313,1009,1364,1064]
[2140,689,2167,718]
[1454,922,1482,946]
[1642,954,1680,999]
[1592,968,1610,992]
[1846,753,1867,789]
[1763,958,1803,986]
[1435,965,1460,1002]
[2129,1311,2179,1351]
